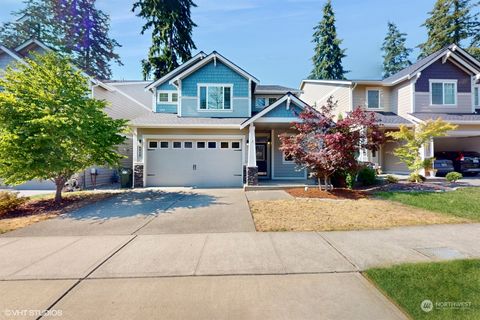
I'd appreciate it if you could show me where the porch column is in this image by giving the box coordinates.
[246,124,258,185]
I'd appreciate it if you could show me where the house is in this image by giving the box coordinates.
[300,44,480,174]
[0,39,146,189]
[99,51,307,187]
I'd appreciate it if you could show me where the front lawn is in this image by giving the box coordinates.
[376,187,480,221]
[0,191,116,234]
[366,259,480,320]
[249,196,469,232]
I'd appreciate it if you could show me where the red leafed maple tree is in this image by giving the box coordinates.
[279,98,384,190]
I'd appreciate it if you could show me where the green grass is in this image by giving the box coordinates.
[375,188,480,221]
[366,259,480,320]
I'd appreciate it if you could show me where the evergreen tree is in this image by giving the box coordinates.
[132,0,197,80]
[0,0,121,79]
[381,22,412,78]
[309,0,347,80]
[419,0,477,58]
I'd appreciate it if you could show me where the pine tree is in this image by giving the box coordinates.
[0,0,121,79]
[419,0,477,58]
[132,0,197,80]
[309,0,347,80]
[381,22,412,78]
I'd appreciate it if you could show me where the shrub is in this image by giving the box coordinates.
[0,191,28,216]
[408,173,426,183]
[357,166,377,186]
[386,175,399,184]
[446,171,463,183]
[345,172,356,189]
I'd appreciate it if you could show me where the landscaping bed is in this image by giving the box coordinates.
[286,187,367,199]
[366,259,480,320]
[0,191,116,234]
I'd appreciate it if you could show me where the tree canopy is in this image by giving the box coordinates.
[382,22,412,78]
[132,0,197,80]
[309,0,347,80]
[0,53,127,201]
[0,0,122,79]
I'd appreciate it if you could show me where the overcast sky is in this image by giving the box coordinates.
[1,0,443,87]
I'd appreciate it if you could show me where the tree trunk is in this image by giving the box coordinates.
[54,177,66,203]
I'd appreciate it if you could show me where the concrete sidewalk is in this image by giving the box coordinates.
[1,224,479,319]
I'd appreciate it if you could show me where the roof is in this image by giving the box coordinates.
[104,80,150,84]
[410,112,480,123]
[373,112,412,126]
[255,84,302,94]
[131,113,247,128]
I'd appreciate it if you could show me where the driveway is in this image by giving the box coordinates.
[3,188,255,237]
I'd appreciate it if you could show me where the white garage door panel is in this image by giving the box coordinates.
[146,140,243,187]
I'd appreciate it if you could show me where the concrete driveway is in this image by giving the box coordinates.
[4,188,255,237]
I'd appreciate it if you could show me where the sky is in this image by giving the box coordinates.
[0,0,437,88]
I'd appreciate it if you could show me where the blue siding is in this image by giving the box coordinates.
[181,97,249,117]
[158,82,177,91]
[273,129,306,178]
[416,60,471,93]
[182,61,249,97]
[264,101,303,118]
[156,103,178,113]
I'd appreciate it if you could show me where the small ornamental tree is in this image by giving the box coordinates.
[279,99,384,190]
[0,52,127,202]
[387,119,457,182]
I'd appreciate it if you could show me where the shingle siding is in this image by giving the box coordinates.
[415,60,471,93]
[156,103,178,113]
[272,129,306,178]
[264,101,302,117]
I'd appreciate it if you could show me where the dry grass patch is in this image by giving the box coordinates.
[250,198,470,232]
[0,191,115,234]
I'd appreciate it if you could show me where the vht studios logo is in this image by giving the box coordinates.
[421,300,434,312]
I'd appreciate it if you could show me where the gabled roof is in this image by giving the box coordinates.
[170,51,260,85]
[255,84,302,94]
[0,45,24,62]
[240,93,308,129]
[145,51,207,91]
[14,39,52,57]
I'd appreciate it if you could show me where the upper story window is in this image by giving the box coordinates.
[366,89,380,109]
[474,86,479,107]
[199,84,232,110]
[255,97,278,109]
[430,80,457,106]
[157,91,178,104]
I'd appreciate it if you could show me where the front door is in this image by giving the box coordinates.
[256,143,268,178]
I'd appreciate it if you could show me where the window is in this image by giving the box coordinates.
[158,93,169,102]
[268,97,277,105]
[255,97,279,109]
[474,86,479,107]
[208,141,217,149]
[220,142,229,149]
[184,141,193,149]
[173,141,182,149]
[148,141,158,149]
[231,142,241,149]
[172,93,178,102]
[160,141,169,149]
[430,80,457,105]
[283,152,294,163]
[199,85,232,110]
[196,141,206,149]
[366,89,380,109]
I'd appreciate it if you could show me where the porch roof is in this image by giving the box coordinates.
[410,112,480,123]
[373,112,412,126]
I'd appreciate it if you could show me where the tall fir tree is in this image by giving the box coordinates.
[381,22,412,78]
[132,0,197,80]
[418,0,477,58]
[0,0,122,79]
[309,0,347,80]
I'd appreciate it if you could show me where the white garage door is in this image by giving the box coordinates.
[146,139,243,187]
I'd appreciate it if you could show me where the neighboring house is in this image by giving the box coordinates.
[301,44,480,174]
[120,51,306,187]
[0,39,144,189]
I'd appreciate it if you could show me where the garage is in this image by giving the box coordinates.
[145,139,244,187]
[434,136,480,153]
[382,140,409,174]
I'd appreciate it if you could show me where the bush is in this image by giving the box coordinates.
[386,175,399,184]
[446,171,463,183]
[345,172,356,189]
[0,191,28,216]
[357,166,377,186]
[408,173,426,183]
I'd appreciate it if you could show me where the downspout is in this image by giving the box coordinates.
[350,82,357,111]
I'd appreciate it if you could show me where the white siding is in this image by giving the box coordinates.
[300,82,351,117]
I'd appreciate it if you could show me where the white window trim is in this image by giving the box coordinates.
[474,85,480,107]
[172,141,182,149]
[365,88,382,110]
[157,90,178,104]
[429,79,458,106]
[147,140,158,150]
[159,141,170,149]
[197,83,233,112]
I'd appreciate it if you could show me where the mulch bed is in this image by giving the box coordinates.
[369,182,453,193]
[0,192,114,220]
[286,187,368,200]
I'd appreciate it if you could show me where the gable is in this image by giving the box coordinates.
[0,52,16,70]
[416,59,471,93]
[181,60,249,97]
[263,100,303,117]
